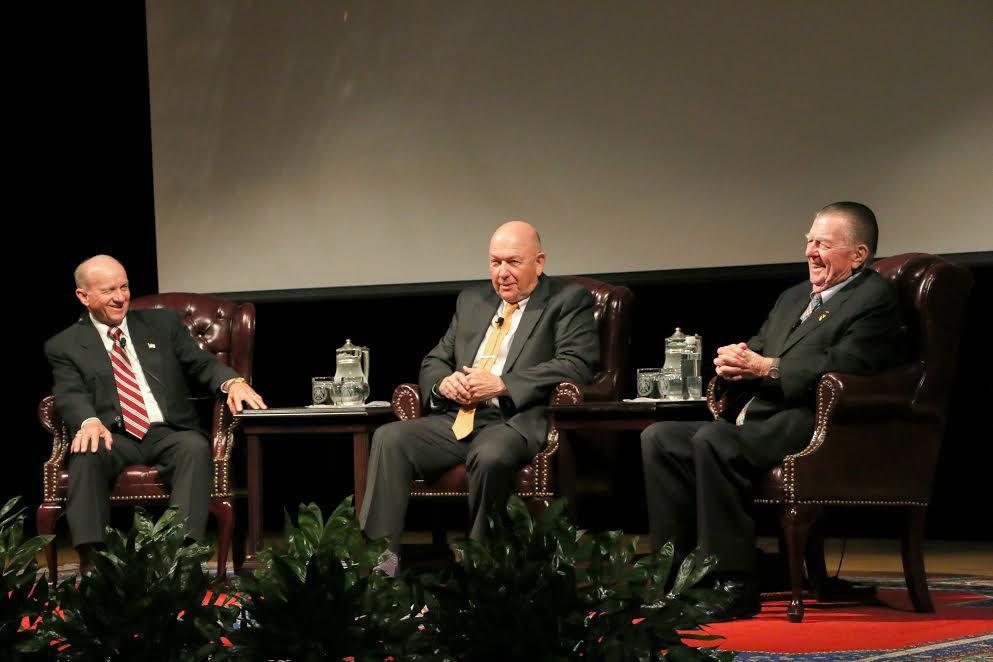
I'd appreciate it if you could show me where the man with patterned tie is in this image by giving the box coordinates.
[44,255,266,567]
[359,221,599,567]
[640,202,906,621]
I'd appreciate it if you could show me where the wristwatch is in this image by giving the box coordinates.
[768,358,781,380]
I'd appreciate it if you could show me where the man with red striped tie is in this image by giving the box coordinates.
[44,255,266,570]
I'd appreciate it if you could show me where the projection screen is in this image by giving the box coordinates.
[146,1,993,294]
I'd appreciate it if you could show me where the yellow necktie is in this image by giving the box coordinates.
[451,302,519,440]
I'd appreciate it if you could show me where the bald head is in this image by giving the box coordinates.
[488,220,546,303]
[74,255,131,326]
[490,220,542,254]
[75,255,126,289]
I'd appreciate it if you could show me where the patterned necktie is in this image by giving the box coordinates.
[108,328,150,439]
[799,291,824,324]
[451,302,519,440]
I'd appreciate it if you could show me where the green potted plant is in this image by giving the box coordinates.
[1,496,56,660]
[231,497,431,661]
[37,506,237,661]
[417,497,735,660]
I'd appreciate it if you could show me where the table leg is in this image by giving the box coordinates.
[243,433,263,572]
[353,430,371,515]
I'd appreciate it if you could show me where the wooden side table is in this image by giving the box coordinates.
[234,405,396,571]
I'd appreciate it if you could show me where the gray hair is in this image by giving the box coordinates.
[817,201,878,261]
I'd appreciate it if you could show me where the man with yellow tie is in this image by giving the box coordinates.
[359,221,599,566]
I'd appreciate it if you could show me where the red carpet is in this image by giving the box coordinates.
[47,566,993,659]
[699,576,993,660]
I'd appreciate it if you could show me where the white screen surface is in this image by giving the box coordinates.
[147,1,993,293]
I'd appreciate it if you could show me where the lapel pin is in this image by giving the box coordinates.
[147,342,157,349]
[818,311,829,322]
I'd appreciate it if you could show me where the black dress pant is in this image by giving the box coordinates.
[65,424,212,547]
[359,407,540,553]
[641,419,770,575]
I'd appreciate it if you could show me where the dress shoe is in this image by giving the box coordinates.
[695,573,762,622]
[76,544,102,577]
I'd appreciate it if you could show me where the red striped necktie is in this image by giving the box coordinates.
[108,327,150,439]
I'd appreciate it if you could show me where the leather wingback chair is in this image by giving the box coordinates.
[707,253,973,622]
[391,276,633,540]
[37,293,255,580]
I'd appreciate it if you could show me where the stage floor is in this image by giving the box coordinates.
[47,534,993,577]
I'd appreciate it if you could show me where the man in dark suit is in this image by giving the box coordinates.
[641,202,905,620]
[359,221,599,566]
[45,255,266,565]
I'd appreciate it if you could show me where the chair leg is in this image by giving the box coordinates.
[209,499,234,580]
[36,503,63,585]
[901,506,934,612]
[780,504,821,623]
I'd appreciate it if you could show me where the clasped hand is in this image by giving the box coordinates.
[438,367,508,405]
[714,342,774,381]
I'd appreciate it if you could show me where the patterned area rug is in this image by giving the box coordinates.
[707,575,993,661]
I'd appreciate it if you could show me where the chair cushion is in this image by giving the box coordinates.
[754,465,786,503]
[56,465,171,501]
[411,464,540,497]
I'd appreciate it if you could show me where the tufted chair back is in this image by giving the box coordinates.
[869,253,973,420]
[130,292,255,383]
[560,276,634,401]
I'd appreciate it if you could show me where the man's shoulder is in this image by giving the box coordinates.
[45,319,88,352]
[544,275,591,300]
[855,268,898,298]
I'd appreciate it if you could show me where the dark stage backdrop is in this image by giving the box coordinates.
[13,4,991,546]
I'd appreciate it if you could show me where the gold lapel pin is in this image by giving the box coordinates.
[818,311,829,322]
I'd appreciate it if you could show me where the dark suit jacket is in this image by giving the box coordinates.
[44,309,240,436]
[420,274,600,445]
[724,268,905,467]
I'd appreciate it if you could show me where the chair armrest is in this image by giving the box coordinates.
[39,395,59,435]
[706,377,724,419]
[210,400,237,458]
[38,395,70,502]
[392,384,422,420]
[818,364,930,422]
[550,380,585,405]
[706,376,753,423]
[784,364,940,503]
[550,370,619,406]
[579,371,618,402]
